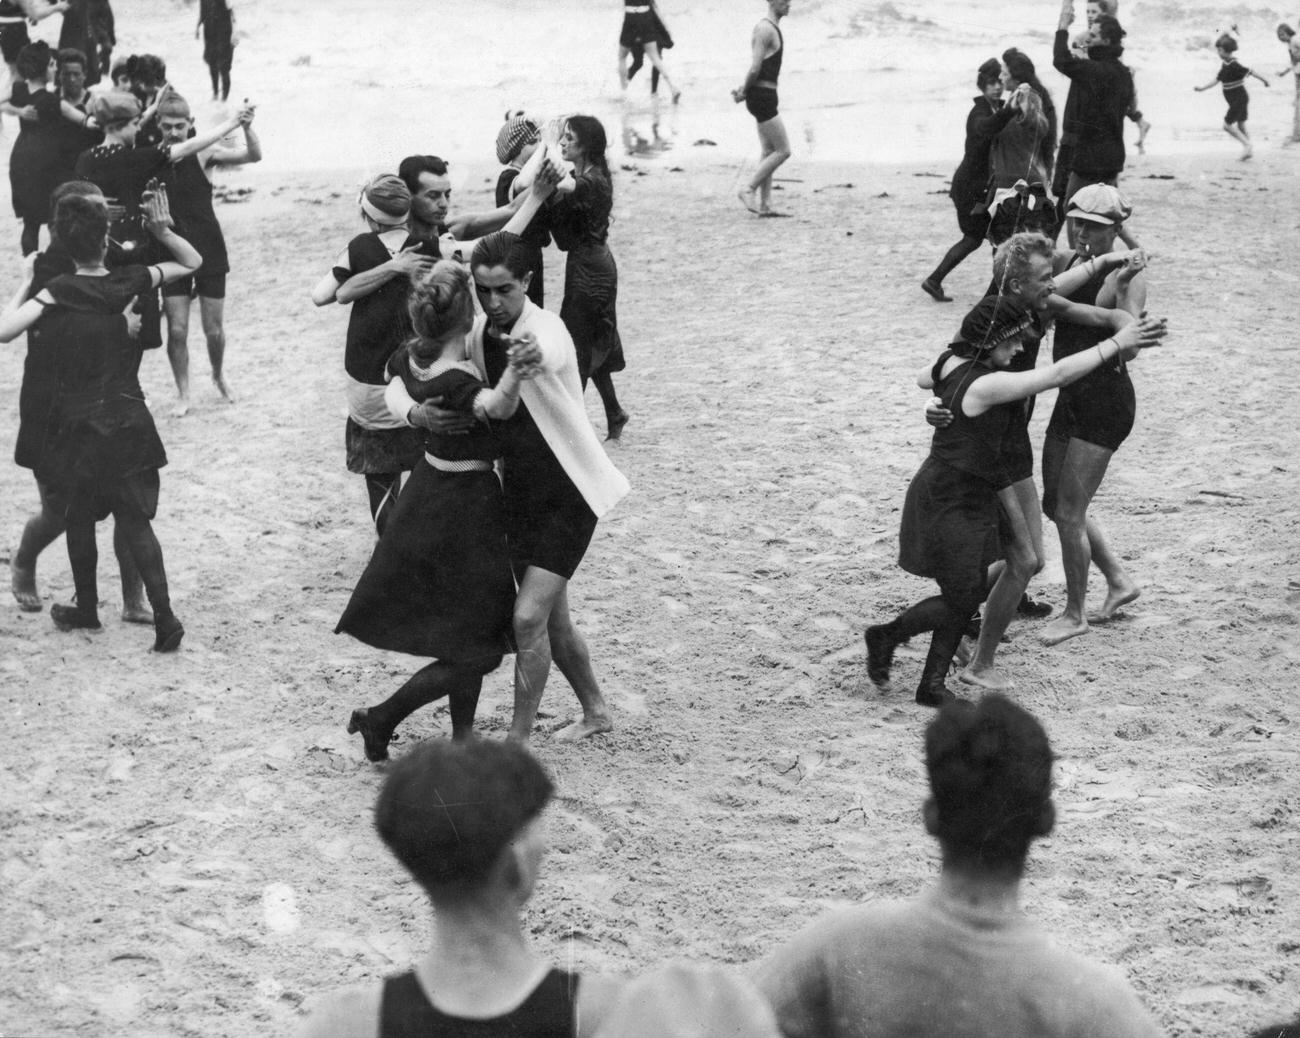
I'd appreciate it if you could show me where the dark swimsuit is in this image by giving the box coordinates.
[378,968,579,1038]
[1046,254,1136,454]
[1217,60,1251,125]
[745,18,783,123]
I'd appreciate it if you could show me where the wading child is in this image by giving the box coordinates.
[1195,33,1270,159]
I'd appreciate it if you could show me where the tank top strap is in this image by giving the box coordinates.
[378,969,580,1037]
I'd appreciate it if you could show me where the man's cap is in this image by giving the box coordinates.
[496,114,540,165]
[89,91,142,126]
[1066,183,1132,225]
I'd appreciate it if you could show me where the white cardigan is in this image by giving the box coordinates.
[387,302,630,519]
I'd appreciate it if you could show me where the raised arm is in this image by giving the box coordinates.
[21,0,69,24]
[143,185,202,283]
[965,314,1167,412]
[471,364,524,420]
[1054,0,1088,77]
[206,110,262,168]
[445,166,560,261]
[169,104,248,162]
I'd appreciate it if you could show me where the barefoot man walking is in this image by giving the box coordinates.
[733,0,791,216]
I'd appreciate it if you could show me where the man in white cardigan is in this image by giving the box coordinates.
[394,232,629,742]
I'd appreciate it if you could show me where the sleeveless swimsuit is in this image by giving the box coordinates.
[746,19,783,124]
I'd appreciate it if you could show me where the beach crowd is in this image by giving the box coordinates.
[2,0,1297,1035]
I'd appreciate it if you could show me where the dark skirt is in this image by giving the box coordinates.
[620,9,669,48]
[344,417,426,475]
[561,245,624,383]
[899,456,1002,602]
[336,462,515,662]
[38,400,167,522]
[9,136,63,221]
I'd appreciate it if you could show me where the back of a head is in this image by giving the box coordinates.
[375,739,554,895]
[409,260,475,342]
[925,695,1053,874]
[1216,32,1239,53]
[1093,15,1126,48]
[53,194,110,265]
[1002,48,1036,84]
[594,964,782,1038]
[15,41,53,81]
[360,173,410,226]
[129,53,166,88]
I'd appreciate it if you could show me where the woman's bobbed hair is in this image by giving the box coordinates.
[52,194,110,265]
[15,41,53,82]
[409,260,475,342]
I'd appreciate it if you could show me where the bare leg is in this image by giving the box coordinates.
[163,294,192,417]
[747,115,792,214]
[12,485,64,611]
[1086,515,1140,622]
[1042,438,1113,646]
[509,567,612,742]
[617,44,631,90]
[642,42,679,102]
[546,585,613,741]
[1224,120,1252,159]
[962,480,1043,689]
[198,295,234,402]
[111,519,152,623]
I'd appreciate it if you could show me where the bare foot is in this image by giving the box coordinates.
[171,396,191,418]
[757,210,790,218]
[11,561,41,612]
[953,635,976,668]
[213,374,236,403]
[959,666,1014,691]
[553,713,613,742]
[121,601,155,624]
[1239,148,1253,161]
[738,188,759,213]
[1040,615,1089,646]
[1089,583,1140,624]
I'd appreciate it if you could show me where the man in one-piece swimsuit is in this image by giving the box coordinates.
[733,0,792,216]
[1039,184,1147,646]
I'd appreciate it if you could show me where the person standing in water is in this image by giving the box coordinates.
[733,0,791,217]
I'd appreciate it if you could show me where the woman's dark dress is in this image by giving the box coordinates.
[899,354,1011,603]
[36,266,167,522]
[335,356,514,662]
[495,166,548,307]
[9,83,67,222]
[550,170,624,383]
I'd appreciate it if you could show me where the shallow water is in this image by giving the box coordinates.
[11,0,1300,178]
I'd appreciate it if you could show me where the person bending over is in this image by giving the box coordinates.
[297,739,623,1038]
[754,694,1163,1038]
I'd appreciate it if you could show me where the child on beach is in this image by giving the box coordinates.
[0,187,199,651]
[1195,34,1270,159]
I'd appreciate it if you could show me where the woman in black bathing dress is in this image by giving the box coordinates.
[338,262,539,756]
[548,115,630,441]
[864,295,1165,707]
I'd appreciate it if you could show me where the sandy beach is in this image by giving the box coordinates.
[2,1,1299,1036]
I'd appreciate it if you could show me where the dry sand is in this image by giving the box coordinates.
[2,2,1300,1037]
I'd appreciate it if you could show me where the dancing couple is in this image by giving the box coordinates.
[338,231,629,753]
